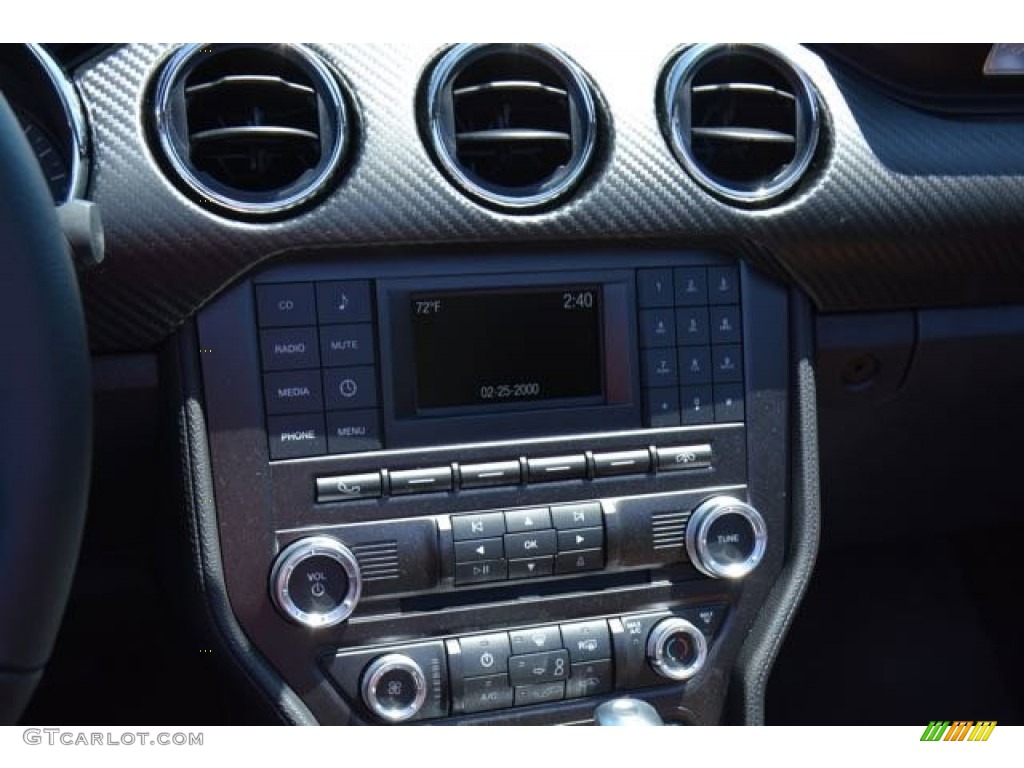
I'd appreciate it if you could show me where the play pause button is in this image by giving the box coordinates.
[509,556,554,580]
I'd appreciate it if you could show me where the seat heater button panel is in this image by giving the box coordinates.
[459,633,512,678]
[508,649,570,686]
[256,282,316,327]
[451,512,506,541]
[315,472,383,503]
[389,466,453,495]
[260,327,320,371]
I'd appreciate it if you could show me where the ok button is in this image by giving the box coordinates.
[504,530,557,559]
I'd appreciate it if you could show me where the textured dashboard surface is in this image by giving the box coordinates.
[76,43,1024,352]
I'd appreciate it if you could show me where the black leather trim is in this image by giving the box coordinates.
[0,92,91,719]
[729,290,821,724]
[164,324,316,725]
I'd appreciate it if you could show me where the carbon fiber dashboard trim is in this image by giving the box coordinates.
[76,44,1024,352]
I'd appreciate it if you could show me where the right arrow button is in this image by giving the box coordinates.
[557,526,604,552]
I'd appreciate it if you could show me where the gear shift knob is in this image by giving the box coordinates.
[594,698,664,726]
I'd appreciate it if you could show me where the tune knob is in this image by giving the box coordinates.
[361,654,428,723]
[270,536,362,628]
[685,496,767,579]
[646,617,708,681]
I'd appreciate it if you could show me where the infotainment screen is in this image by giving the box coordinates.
[410,286,604,411]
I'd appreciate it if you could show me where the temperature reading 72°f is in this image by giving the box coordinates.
[415,299,442,315]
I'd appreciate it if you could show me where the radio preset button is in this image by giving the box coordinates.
[557,526,604,552]
[319,323,375,368]
[674,267,708,306]
[514,681,565,707]
[454,559,507,586]
[508,649,570,686]
[256,282,315,327]
[260,327,320,371]
[504,507,552,533]
[638,308,676,348]
[454,537,504,563]
[712,344,744,383]
[451,512,506,541]
[504,530,557,559]
[555,548,604,574]
[263,370,324,415]
[323,366,378,411]
[459,633,512,677]
[709,306,741,344]
[676,306,710,346]
[389,466,453,495]
[316,472,383,503]
[551,502,602,530]
[509,626,562,655]
[560,620,612,663]
[566,659,614,699]
[462,674,514,713]
[708,266,740,304]
[678,346,712,385]
[592,449,651,477]
[508,556,554,579]
[526,455,587,483]
[655,444,712,472]
[316,280,373,325]
[636,268,674,308]
[459,460,521,489]
[325,409,382,454]
[267,413,326,460]
[642,348,678,386]
[681,385,715,425]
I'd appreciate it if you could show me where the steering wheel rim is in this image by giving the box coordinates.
[0,92,91,723]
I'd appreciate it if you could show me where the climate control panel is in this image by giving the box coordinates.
[322,606,727,723]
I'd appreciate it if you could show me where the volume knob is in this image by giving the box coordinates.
[686,496,767,579]
[270,536,362,628]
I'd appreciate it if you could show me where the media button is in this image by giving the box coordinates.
[323,366,378,410]
[451,512,506,541]
[508,556,554,580]
[256,283,315,327]
[260,327,320,371]
[319,323,375,368]
[263,370,324,415]
[504,530,557,559]
[505,507,552,533]
[459,633,512,677]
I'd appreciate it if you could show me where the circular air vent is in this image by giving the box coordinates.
[661,44,821,204]
[423,43,599,211]
[152,44,349,217]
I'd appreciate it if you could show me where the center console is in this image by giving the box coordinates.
[193,247,798,725]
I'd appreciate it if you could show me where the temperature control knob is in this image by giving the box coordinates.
[646,617,708,681]
[361,654,428,723]
[686,496,767,579]
[270,536,362,628]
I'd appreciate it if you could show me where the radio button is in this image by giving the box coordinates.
[459,633,512,677]
[636,268,674,308]
[256,282,315,327]
[644,387,680,427]
[454,537,504,563]
[460,460,521,489]
[319,323,375,368]
[454,560,507,586]
[325,409,382,454]
[642,348,678,386]
[462,674,514,713]
[390,466,453,495]
[526,455,587,483]
[504,530,557,559]
[551,502,602,530]
[638,308,676,348]
[555,548,604,574]
[323,366,378,411]
[508,649,569,686]
[592,450,651,477]
[316,472,383,503]
[316,280,372,325]
[508,556,554,579]
[560,620,612,663]
[655,444,712,471]
[510,626,562,655]
[505,507,552,533]
[557,526,604,552]
[451,512,506,541]
[267,413,326,460]
[264,370,324,415]
[260,327,320,371]
[566,659,614,699]
[674,267,708,306]
[514,681,565,707]
[681,385,715,425]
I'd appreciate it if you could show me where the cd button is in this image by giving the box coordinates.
[504,530,557,559]
[505,508,552,533]
[526,455,587,483]
[451,512,506,541]
[508,556,554,580]
[550,502,602,530]
[256,283,315,327]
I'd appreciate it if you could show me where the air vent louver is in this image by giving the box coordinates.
[153,44,349,217]
[662,44,820,204]
[424,44,598,210]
